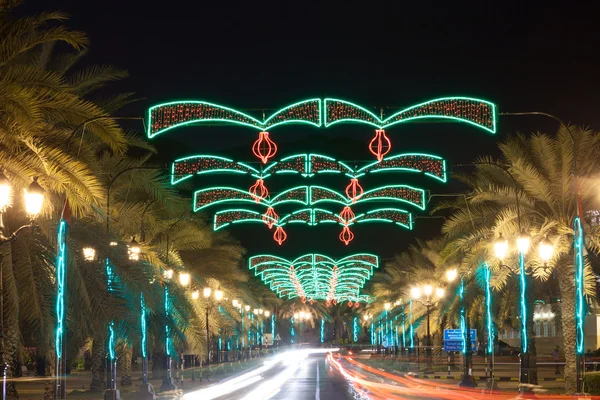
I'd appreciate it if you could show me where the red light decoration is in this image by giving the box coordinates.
[338,206,355,225]
[252,131,277,164]
[301,296,306,303]
[273,226,287,245]
[333,299,338,305]
[325,300,331,307]
[345,178,364,203]
[339,226,354,245]
[354,302,359,309]
[310,299,315,305]
[369,129,391,162]
[262,207,279,229]
[348,301,353,308]
[249,178,268,202]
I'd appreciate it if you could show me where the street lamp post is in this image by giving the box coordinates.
[104,165,163,400]
[0,175,45,399]
[494,232,553,393]
[445,269,477,388]
[203,287,223,367]
[411,285,444,374]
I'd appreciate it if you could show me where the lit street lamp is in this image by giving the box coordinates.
[0,176,46,244]
[0,175,45,399]
[493,231,554,392]
[411,283,444,374]
[204,287,223,367]
[128,237,141,261]
[83,247,96,261]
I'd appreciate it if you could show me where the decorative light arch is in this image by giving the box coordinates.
[172,153,447,185]
[195,185,425,212]
[148,99,322,138]
[213,207,412,231]
[323,97,496,132]
[248,253,379,303]
[149,97,495,161]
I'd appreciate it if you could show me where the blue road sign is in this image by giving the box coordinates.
[443,329,476,341]
[444,341,477,352]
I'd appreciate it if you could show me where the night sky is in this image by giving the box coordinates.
[21,1,600,260]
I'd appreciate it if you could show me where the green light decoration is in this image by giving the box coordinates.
[148,99,322,138]
[105,259,117,361]
[310,185,425,210]
[353,317,359,342]
[198,184,423,217]
[574,216,585,354]
[484,263,494,355]
[55,220,66,363]
[519,251,528,354]
[409,299,414,349]
[149,97,496,138]
[141,294,147,359]
[195,186,309,212]
[324,97,496,133]
[291,316,295,344]
[248,253,378,303]
[214,207,412,231]
[172,153,446,184]
[321,319,325,343]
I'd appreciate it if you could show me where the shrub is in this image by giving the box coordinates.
[584,372,600,394]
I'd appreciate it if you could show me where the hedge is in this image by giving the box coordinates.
[584,372,600,394]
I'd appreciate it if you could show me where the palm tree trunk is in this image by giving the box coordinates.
[433,332,443,365]
[44,349,55,400]
[5,325,19,399]
[120,344,133,386]
[90,336,106,392]
[556,262,577,394]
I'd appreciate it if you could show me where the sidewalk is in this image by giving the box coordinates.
[13,359,265,399]
[359,356,567,394]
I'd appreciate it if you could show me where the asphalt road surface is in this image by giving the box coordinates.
[184,350,355,400]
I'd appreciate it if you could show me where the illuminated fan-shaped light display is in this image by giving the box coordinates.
[194,186,309,211]
[214,207,412,232]
[310,185,426,210]
[149,97,495,138]
[172,153,447,184]
[249,253,379,303]
[148,99,322,138]
[323,98,496,132]
[195,185,425,213]
[325,97,496,161]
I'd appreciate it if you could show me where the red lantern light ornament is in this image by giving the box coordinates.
[252,131,277,164]
[354,302,359,309]
[273,226,287,245]
[348,301,353,307]
[339,225,354,245]
[369,129,391,162]
[249,178,268,203]
[338,206,355,225]
[262,206,279,229]
[345,178,364,203]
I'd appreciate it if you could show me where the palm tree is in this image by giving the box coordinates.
[438,126,600,393]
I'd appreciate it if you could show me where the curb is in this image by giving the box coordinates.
[411,375,564,382]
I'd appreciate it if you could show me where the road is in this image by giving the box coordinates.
[183,350,355,400]
[182,349,577,400]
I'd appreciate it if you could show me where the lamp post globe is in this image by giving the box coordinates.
[24,177,45,217]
